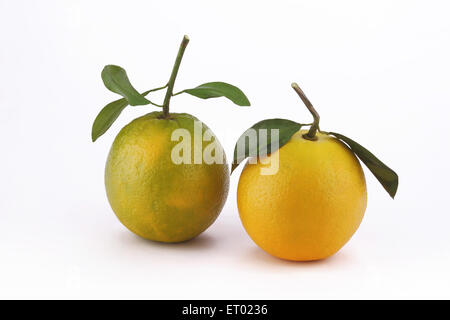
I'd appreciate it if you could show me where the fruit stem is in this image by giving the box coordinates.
[162,35,190,118]
[291,82,320,140]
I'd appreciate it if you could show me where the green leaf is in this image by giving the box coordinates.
[101,65,150,106]
[231,119,302,173]
[329,132,399,198]
[92,89,158,142]
[181,82,250,106]
[91,98,129,142]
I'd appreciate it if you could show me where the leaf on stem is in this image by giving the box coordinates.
[101,65,150,106]
[181,82,250,106]
[329,132,399,198]
[231,119,302,173]
[91,98,129,142]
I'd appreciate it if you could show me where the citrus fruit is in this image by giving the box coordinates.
[93,36,250,243]
[237,130,367,261]
[105,111,229,242]
[232,83,397,261]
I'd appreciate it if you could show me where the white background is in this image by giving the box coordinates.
[1,0,449,299]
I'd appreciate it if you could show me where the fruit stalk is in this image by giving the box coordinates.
[162,35,190,118]
[291,82,320,140]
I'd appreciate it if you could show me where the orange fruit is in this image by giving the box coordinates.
[237,130,367,261]
[105,111,229,242]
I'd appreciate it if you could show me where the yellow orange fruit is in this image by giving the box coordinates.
[237,130,367,261]
[105,111,229,242]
